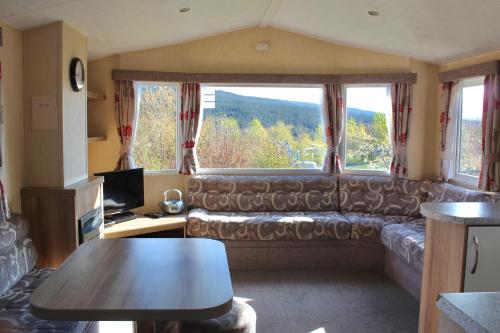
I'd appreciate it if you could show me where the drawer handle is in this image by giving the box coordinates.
[470,235,479,274]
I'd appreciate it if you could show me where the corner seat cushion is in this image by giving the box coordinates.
[187,208,351,241]
[0,309,89,333]
[381,220,426,273]
[187,175,339,212]
[0,268,55,310]
[343,212,417,242]
[427,182,500,202]
[339,175,430,217]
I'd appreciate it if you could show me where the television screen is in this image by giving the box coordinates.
[94,168,144,214]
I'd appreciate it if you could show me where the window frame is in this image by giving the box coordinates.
[197,83,328,175]
[340,83,392,176]
[132,81,181,175]
[451,76,484,188]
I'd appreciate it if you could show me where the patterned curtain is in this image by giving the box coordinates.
[479,74,500,191]
[323,84,344,174]
[114,80,136,170]
[389,82,413,178]
[438,81,459,181]
[178,83,201,175]
[0,62,10,222]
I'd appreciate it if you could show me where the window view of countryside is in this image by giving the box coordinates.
[458,85,484,177]
[133,85,394,172]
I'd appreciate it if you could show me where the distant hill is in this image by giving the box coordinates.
[203,90,378,135]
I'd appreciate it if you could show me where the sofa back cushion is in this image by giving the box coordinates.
[187,175,339,212]
[339,175,430,217]
[0,214,37,295]
[426,182,500,203]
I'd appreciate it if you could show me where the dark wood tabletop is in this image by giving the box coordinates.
[30,238,233,324]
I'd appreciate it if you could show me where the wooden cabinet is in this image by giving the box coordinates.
[419,203,500,333]
[21,177,104,268]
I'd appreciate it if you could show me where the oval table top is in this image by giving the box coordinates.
[30,238,233,322]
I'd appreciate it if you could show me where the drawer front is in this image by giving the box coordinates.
[464,226,500,291]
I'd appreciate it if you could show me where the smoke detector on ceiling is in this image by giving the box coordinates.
[256,42,270,52]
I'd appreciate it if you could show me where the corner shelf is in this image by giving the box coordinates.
[87,91,106,101]
[87,136,106,143]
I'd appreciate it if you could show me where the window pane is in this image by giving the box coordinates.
[198,86,326,169]
[133,84,177,171]
[458,85,483,177]
[345,86,392,171]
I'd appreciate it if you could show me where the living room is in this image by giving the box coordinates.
[1,1,500,332]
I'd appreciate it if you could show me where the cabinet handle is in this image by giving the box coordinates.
[470,235,479,274]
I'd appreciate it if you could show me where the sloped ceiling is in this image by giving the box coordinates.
[2,0,500,64]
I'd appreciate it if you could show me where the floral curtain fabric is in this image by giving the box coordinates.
[479,74,500,191]
[114,80,137,170]
[0,62,10,222]
[323,84,344,174]
[178,83,201,175]
[438,81,459,181]
[389,82,413,178]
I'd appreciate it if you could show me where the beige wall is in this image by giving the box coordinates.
[87,27,440,212]
[0,22,24,213]
[24,21,88,187]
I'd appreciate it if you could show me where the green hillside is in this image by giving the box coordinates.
[203,90,376,134]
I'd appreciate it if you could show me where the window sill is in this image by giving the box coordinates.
[144,170,179,176]
[342,169,390,177]
[448,178,478,191]
[196,168,328,176]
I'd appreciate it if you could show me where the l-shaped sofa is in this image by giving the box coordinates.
[186,174,499,300]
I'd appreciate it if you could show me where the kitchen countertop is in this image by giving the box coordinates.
[437,292,500,333]
[420,202,500,225]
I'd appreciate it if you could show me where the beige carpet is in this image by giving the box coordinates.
[231,270,419,333]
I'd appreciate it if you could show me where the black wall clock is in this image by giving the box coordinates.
[69,57,85,92]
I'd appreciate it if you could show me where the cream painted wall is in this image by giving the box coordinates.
[0,22,24,213]
[87,27,440,212]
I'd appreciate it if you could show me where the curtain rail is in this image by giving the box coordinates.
[439,60,500,83]
[111,70,417,84]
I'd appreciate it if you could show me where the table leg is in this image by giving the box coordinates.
[135,321,155,333]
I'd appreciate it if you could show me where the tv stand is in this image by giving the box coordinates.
[104,211,137,226]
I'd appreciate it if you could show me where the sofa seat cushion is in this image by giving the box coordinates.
[187,208,351,241]
[187,175,339,212]
[0,268,55,310]
[381,220,426,273]
[343,212,417,242]
[0,309,89,333]
[339,175,430,217]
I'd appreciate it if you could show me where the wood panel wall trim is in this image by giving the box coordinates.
[111,70,417,84]
[439,60,500,82]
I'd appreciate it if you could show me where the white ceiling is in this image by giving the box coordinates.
[2,0,500,63]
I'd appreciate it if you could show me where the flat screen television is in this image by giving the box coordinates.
[94,168,144,219]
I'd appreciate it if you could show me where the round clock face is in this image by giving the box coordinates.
[70,58,85,92]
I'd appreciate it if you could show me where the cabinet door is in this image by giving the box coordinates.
[464,226,500,291]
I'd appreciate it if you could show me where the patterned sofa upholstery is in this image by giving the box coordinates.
[0,214,94,333]
[186,175,498,279]
[380,182,499,275]
[186,175,347,241]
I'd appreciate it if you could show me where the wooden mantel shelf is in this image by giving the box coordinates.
[87,136,106,143]
[87,91,106,101]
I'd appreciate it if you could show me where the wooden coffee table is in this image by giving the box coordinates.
[30,238,233,333]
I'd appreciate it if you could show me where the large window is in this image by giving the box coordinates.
[133,83,178,171]
[197,85,326,170]
[454,78,484,184]
[343,85,392,172]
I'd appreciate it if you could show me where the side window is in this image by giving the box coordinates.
[454,78,484,183]
[343,85,392,172]
[133,83,178,171]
